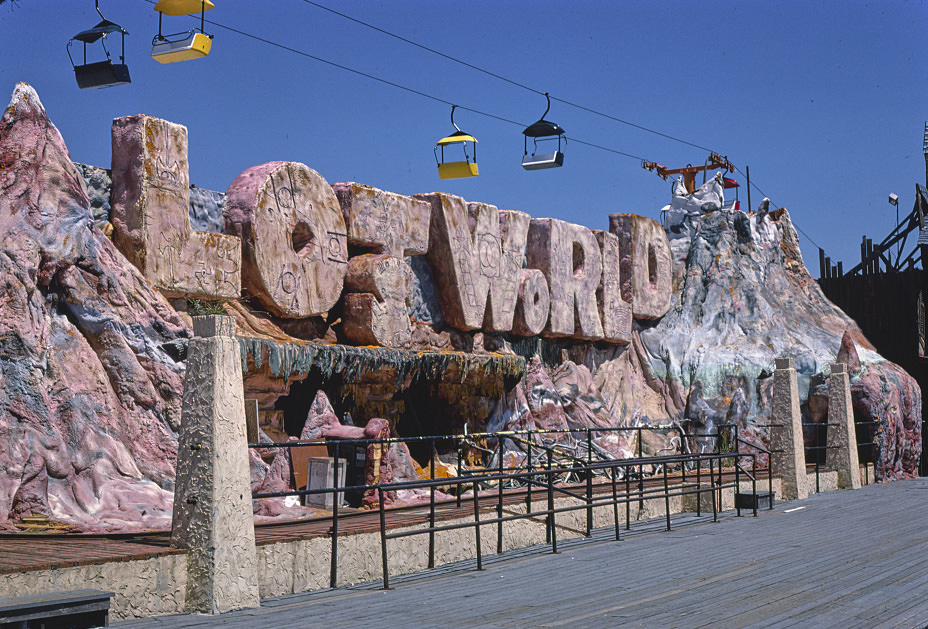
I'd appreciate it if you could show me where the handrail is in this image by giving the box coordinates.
[249,425,773,587]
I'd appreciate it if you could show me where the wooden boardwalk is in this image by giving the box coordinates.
[111,477,928,628]
[0,471,722,575]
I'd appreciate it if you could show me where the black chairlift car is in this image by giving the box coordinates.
[67,1,130,89]
[522,93,566,170]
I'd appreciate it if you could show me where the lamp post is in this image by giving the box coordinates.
[889,192,899,265]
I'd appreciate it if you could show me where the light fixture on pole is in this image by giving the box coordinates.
[889,192,900,261]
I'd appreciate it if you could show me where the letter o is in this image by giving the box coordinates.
[512,269,550,336]
[225,162,347,317]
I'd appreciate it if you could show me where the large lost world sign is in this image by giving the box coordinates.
[109,115,672,347]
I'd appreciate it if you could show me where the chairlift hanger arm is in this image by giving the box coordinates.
[70,0,128,44]
[523,92,565,137]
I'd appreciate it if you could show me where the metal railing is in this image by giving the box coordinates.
[719,423,774,504]
[800,420,842,493]
[249,425,768,589]
[854,416,881,484]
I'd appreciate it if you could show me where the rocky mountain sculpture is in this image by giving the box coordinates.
[0,84,189,531]
[0,83,920,533]
[486,177,921,478]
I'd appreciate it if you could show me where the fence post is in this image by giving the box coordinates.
[611,464,621,541]
[770,357,810,500]
[330,442,340,588]
[473,480,483,570]
[429,444,436,568]
[827,362,862,489]
[497,436,505,554]
[379,489,390,589]
[547,456,557,554]
[586,429,593,537]
[456,439,463,508]
[663,463,671,531]
[696,454,702,517]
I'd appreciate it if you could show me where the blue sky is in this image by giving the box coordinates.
[2,0,925,274]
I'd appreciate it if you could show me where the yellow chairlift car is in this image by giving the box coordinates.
[67,1,130,89]
[151,0,214,63]
[435,106,479,180]
[522,93,566,170]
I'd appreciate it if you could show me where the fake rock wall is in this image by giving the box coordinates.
[0,84,189,531]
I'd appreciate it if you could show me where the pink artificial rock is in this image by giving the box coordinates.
[0,83,187,531]
[418,192,530,332]
[526,218,604,340]
[608,213,672,320]
[110,115,241,300]
[299,390,344,440]
[595,230,632,344]
[8,453,49,522]
[550,361,617,431]
[252,447,316,519]
[225,162,348,318]
[0,84,92,267]
[487,382,535,432]
[512,268,550,336]
[296,393,406,508]
[852,359,921,479]
[333,183,427,348]
[342,254,413,346]
[332,182,429,257]
[522,355,571,434]
[836,329,862,374]
[834,329,920,479]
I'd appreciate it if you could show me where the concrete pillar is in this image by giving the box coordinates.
[826,363,862,489]
[769,357,809,500]
[172,315,260,614]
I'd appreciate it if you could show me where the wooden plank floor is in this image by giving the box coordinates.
[0,534,181,574]
[111,477,928,629]
[1,469,736,574]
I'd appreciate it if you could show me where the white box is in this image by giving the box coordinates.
[306,457,347,508]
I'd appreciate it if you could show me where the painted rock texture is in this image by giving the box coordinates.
[632,197,921,478]
[0,83,190,531]
[224,161,348,318]
[0,81,921,538]
[110,114,241,300]
[836,333,921,480]
[335,183,429,347]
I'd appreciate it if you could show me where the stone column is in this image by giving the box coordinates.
[769,357,809,500]
[826,363,862,489]
[172,315,260,613]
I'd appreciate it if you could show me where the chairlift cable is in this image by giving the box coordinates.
[725,165,823,251]
[297,0,825,249]
[136,0,824,254]
[300,0,543,97]
[139,0,645,160]
[300,0,716,154]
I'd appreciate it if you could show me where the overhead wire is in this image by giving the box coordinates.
[139,0,649,162]
[298,0,823,252]
[299,0,715,154]
[139,0,823,252]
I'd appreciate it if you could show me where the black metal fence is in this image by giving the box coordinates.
[250,425,771,589]
[854,416,881,484]
[801,420,840,493]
